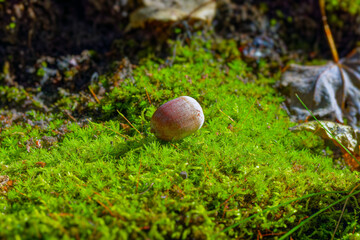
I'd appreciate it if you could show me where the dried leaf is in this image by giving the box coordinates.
[0,175,9,187]
[227,123,234,132]
[343,153,360,171]
[120,123,131,132]
[35,162,46,168]
[290,121,360,171]
[281,48,360,127]
[127,0,216,29]
[290,121,360,154]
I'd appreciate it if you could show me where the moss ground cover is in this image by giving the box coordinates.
[1,36,360,239]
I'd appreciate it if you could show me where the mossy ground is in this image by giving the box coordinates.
[1,34,360,239]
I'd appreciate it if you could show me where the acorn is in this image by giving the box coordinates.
[150,96,205,141]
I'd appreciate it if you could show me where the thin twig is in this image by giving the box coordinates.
[64,110,77,122]
[139,182,154,195]
[319,0,339,63]
[117,110,142,136]
[218,109,235,122]
[89,86,101,104]
[145,88,152,105]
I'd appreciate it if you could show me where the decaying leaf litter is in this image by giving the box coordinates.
[281,0,360,172]
[290,121,360,171]
[281,48,360,127]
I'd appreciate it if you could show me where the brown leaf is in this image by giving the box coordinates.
[120,123,131,132]
[6,180,14,187]
[290,121,360,171]
[343,153,360,171]
[35,162,46,168]
[281,48,360,127]
[127,0,216,29]
[290,121,360,154]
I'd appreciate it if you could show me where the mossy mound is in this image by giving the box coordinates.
[0,35,359,239]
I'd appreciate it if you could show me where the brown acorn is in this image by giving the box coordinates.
[150,96,205,141]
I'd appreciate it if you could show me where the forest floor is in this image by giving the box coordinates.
[1,32,360,239]
[2,1,360,239]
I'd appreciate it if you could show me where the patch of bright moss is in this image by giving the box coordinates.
[0,36,359,239]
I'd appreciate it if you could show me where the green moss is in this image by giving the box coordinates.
[326,0,360,15]
[0,36,359,239]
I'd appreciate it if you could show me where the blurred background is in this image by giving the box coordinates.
[0,0,359,113]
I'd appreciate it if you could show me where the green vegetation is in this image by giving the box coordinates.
[326,0,360,15]
[1,35,360,239]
